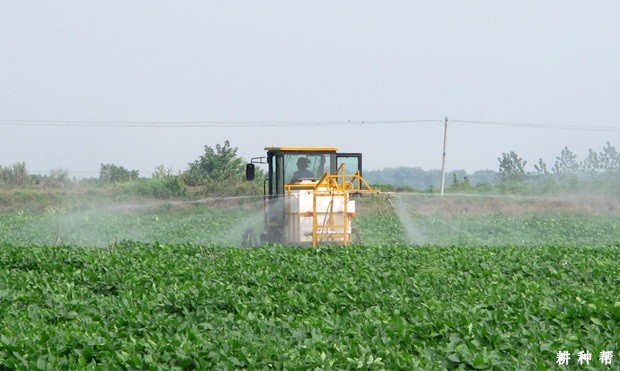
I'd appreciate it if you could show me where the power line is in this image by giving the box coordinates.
[0,119,441,128]
[0,118,618,132]
[451,119,620,132]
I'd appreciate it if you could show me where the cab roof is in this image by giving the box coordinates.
[265,146,338,153]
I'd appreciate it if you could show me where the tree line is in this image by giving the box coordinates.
[0,140,261,197]
[2,141,618,196]
[363,142,619,193]
[497,142,619,189]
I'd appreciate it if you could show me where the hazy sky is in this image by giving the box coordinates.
[1,1,619,177]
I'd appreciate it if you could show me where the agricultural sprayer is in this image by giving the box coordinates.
[243,147,378,247]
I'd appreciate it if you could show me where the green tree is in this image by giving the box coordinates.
[152,164,174,179]
[534,158,549,175]
[581,149,601,174]
[449,172,472,192]
[49,168,69,183]
[551,146,580,188]
[452,173,460,187]
[532,158,555,189]
[450,172,471,191]
[497,151,527,183]
[99,164,139,184]
[43,168,71,187]
[184,140,246,185]
[552,147,579,175]
[0,162,31,187]
[599,142,620,174]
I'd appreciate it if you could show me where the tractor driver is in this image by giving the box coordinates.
[291,157,315,182]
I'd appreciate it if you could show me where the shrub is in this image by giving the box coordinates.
[121,177,187,198]
[0,162,31,187]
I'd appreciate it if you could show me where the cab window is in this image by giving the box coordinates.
[336,153,362,189]
[285,153,331,183]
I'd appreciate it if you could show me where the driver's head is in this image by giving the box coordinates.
[297,157,310,169]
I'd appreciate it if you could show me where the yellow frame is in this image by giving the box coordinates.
[284,163,378,247]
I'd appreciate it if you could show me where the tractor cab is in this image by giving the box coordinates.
[244,147,376,246]
[246,147,363,195]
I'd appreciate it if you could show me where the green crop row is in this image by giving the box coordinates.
[0,204,262,247]
[1,243,618,369]
[1,203,618,248]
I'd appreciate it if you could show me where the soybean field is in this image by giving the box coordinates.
[0,193,618,369]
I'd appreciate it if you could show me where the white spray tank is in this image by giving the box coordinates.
[284,179,356,245]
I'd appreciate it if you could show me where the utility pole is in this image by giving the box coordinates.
[440,117,448,195]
